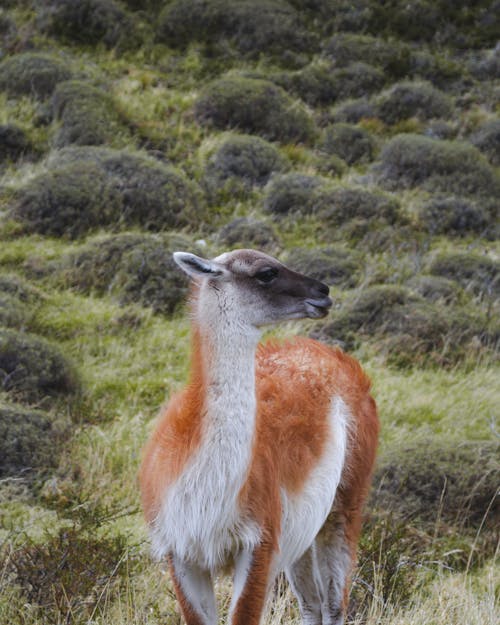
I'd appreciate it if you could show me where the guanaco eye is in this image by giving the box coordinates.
[255,267,278,284]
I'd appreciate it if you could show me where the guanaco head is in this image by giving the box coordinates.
[173,249,332,328]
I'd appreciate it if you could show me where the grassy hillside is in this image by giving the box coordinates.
[0,1,498,623]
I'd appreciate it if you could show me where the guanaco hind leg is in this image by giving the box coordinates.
[286,516,353,625]
[168,554,217,625]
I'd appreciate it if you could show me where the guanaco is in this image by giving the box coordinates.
[139,249,379,625]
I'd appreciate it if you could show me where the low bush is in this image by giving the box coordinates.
[263,172,326,216]
[330,98,377,124]
[313,186,401,226]
[51,80,129,148]
[0,124,32,162]
[313,284,498,367]
[318,123,376,165]
[375,134,500,198]
[285,246,361,288]
[38,0,135,49]
[12,148,205,237]
[57,233,197,315]
[417,196,491,237]
[406,275,463,305]
[0,294,30,329]
[374,81,453,125]
[428,253,500,298]
[194,75,315,143]
[0,52,72,99]
[0,403,62,477]
[157,0,314,59]
[468,45,500,80]
[469,119,500,166]
[0,274,41,303]
[216,217,279,250]
[330,62,385,101]
[0,328,79,403]
[204,134,288,195]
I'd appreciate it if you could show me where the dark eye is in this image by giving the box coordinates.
[255,267,278,284]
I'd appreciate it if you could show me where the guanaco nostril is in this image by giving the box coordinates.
[316,282,330,296]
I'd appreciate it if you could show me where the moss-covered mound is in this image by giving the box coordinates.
[313,284,498,367]
[204,134,288,196]
[0,329,78,402]
[318,123,376,165]
[157,0,313,59]
[0,52,72,99]
[194,76,315,143]
[0,403,62,477]
[375,134,500,197]
[374,81,453,124]
[263,172,327,216]
[469,119,500,166]
[285,246,361,288]
[428,253,500,298]
[373,438,500,528]
[12,148,205,238]
[51,80,129,148]
[216,217,279,250]
[0,124,32,162]
[38,0,135,49]
[57,233,197,314]
[417,196,491,237]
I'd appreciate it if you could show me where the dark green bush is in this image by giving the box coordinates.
[313,187,401,226]
[313,284,498,367]
[428,253,500,298]
[0,329,79,402]
[194,76,315,143]
[0,52,72,99]
[331,98,377,124]
[323,33,412,78]
[51,80,129,147]
[375,134,500,197]
[12,148,205,238]
[0,273,41,303]
[373,438,500,529]
[263,172,326,216]
[0,124,32,162]
[374,81,453,125]
[318,123,376,165]
[417,196,491,237]
[216,217,279,250]
[469,119,500,166]
[0,294,30,329]
[57,233,197,315]
[406,275,463,304]
[157,0,314,59]
[38,0,135,49]
[468,45,500,80]
[285,246,361,288]
[330,62,385,101]
[0,403,61,477]
[204,134,288,196]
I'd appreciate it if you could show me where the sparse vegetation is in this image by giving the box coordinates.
[0,2,498,623]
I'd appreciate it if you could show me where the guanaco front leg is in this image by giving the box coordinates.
[168,554,217,625]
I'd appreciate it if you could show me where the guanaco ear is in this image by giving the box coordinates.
[173,252,225,280]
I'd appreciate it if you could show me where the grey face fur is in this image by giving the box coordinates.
[174,249,332,327]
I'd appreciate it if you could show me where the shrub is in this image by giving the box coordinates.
[51,80,129,148]
[417,196,491,237]
[194,76,315,143]
[12,148,205,237]
[468,45,500,80]
[216,217,279,250]
[285,246,361,288]
[375,134,500,197]
[38,0,135,49]
[330,62,385,101]
[0,53,72,99]
[406,275,462,304]
[312,284,498,367]
[57,233,197,315]
[322,33,412,78]
[0,329,78,403]
[373,438,500,529]
[318,123,376,165]
[469,119,500,166]
[204,134,288,196]
[330,98,377,124]
[312,186,401,226]
[263,173,326,216]
[157,0,314,59]
[0,273,41,303]
[428,253,500,298]
[0,403,61,477]
[374,81,453,125]
[0,124,32,162]
[0,294,30,329]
